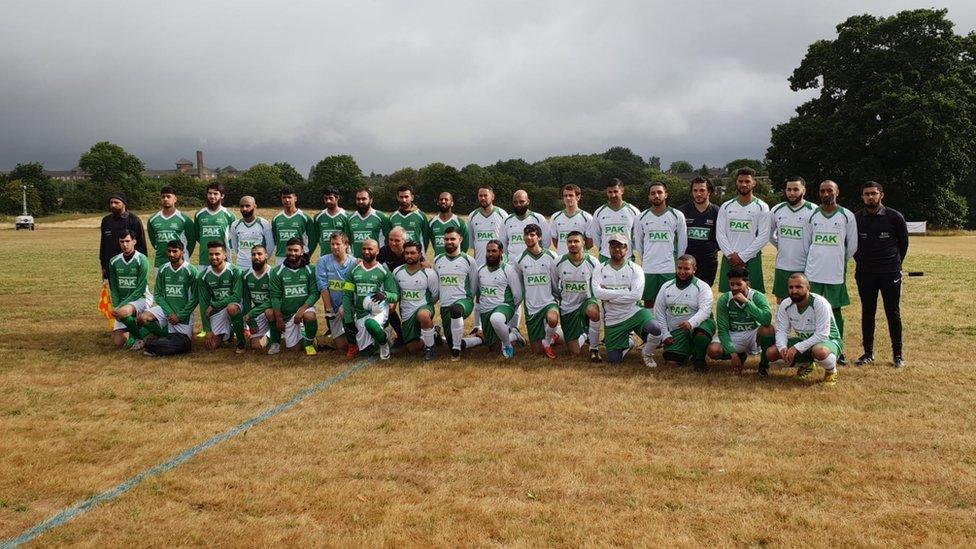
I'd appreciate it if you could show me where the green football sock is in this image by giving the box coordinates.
[269,321,281,344]
[364,318,387,345]
[121,316,141,340]
[230,312,246,346]
[140,321,168,339]
[693,332,711,363]
[303,319,318,346]
[834,308,844,340]
[759,334,776,367]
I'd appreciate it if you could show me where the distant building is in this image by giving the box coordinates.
[39,150,234,181]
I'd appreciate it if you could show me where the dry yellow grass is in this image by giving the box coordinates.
[1,219,975,546]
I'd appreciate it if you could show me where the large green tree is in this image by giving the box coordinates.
[78,141,146,204]
[667,160,694,174]
[8,162,58,214]
[725,158,767,176]
[308,155,363,198]
[767,9,976,227]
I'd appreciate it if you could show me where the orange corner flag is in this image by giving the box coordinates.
[99,282,114,330]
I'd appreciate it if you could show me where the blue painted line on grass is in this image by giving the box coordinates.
[1,358,373,549]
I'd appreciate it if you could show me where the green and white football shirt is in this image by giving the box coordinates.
[147,209,195,267]
[194,206,237,264]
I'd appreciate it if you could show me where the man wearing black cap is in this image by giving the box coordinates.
[99,192,147,280]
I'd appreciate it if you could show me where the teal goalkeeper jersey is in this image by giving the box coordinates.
[389,209,432,251]
[152,261,199,323]
[194,206,236,264]
[147,209,195,267]
[269,262,318,315]
[271,209,313,257]
[198,263,243,331]
[342,263,399,321]
[108,251,153,307]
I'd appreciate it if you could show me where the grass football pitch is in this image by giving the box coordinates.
[1,217,975,546]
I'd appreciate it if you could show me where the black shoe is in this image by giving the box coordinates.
[893,355,906,369]
[450,348,461,362]
[693,359,708,372]
[854,353,875,366]
[589,349,602,363]
[737,352,748,364]
[837,353,848,366]
[758,364,769,377]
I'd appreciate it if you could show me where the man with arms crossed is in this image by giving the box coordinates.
[803,180,857,365]
[766,273,843,385]
[270,238,320,356]
[393,241,441,361]
[550,184,593,256]
[716,167,770,293]
[769,177,814,302]
[592,178,640,263]
[554,231,602,362]
[515,224,561,359]
[146,186,195,269]
[635,181,687,307]
[591,234,661,366]
[316,232,359,356]
[475,240,523,360]
[108,229,154,349]
[229,195,274,270]
[343,239,399,360]
[434,227,481,361]
[653,255,715,371]
[679,177,720,287]
[138,240,198,355]
[707,267,775,376]
[853,181,909,368]
[198,241,247,352]
[242,245,275,353]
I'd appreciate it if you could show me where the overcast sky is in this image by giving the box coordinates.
[2,1,974,175]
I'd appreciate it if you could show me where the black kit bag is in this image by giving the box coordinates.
[145,333,192,356]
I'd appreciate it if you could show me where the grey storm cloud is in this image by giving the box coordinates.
[2,0,975,175]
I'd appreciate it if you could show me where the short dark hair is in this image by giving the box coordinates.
[166,240,185,251]
[118,229,136,240]
[567,230,585,241]
[251,244,267,253]
[444,226,461,236]
[649,181,668,192]
[736,167,757,178]
[606,178,624,189]
[160,186,176,196]
[396,185,414,195]
[487,239,504,251]
[356,188,374,198]
[861,181,884,193]
[207,240,226,250]
[562,184,581,196]
[690,176,714,194]
[477,185,494,193]
[403,240,423,254]
[206,182,225,194]
[322,186,340,197]
[785,176,806,187]
[677,254,697,266]
[727,266,750,280]
[523,223,542,237]
[286,237,304,248]
[279,186,296,197]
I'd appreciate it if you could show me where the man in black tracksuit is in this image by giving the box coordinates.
[99,192,147,280]
[853,181,909,368]
[679,176,720,287]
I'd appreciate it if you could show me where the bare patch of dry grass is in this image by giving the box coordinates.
[1,224,975,546]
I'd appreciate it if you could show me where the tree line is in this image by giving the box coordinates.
[3,8,973,227]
